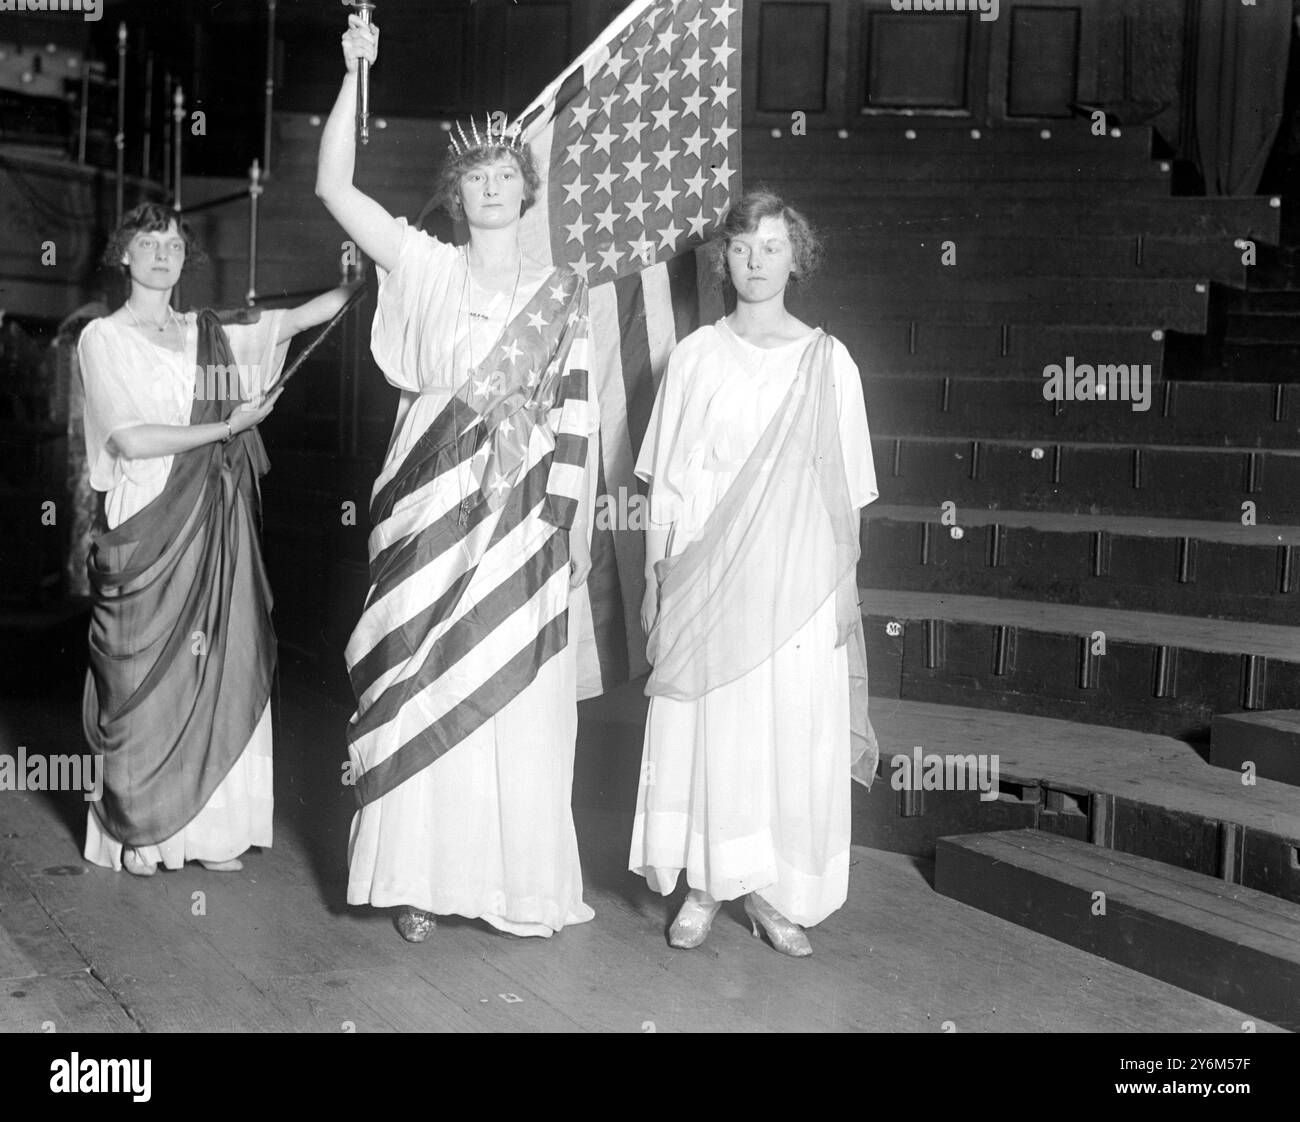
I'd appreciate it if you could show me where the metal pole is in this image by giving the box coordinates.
[172,84,185,210]
[347,255,363,456]
[161,70,172,195]
[114,22,127,222]
[141,51,154,180]
[246,159,262,306]
[77,55,91,164]
[351,1,376,145]
[263,0,277,178]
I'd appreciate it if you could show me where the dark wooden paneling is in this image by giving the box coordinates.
[501,2,573,112]
[1006,5,1080,117]
[381,7,472,116]
[758,2,831,112]
[1212,711,1300,788]
[738,0,1192,140]
[863,12,971,111]
[278,2,474,117]
[851,779,1040,857]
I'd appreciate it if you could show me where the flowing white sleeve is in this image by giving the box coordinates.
[369,217,460,393]
[634,341,691,527]
[831,338,878,509]
[223,309,291,396]
[78,321,178,492]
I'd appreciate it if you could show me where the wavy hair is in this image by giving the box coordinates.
[711,189,822,290]
[435,143,541,223]
[101,201,207,274]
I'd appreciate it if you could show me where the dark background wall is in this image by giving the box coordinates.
[18,0,1200,180]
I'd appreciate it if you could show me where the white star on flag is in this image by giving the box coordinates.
[510,0,743,695]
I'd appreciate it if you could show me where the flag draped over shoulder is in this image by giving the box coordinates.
[346,267,591,806]
[513,0,743,698]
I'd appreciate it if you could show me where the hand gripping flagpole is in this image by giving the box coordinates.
[343,0,377,145]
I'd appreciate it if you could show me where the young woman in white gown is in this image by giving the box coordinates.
[631,191,879,957]
[317,15,599,942]
[80,202,356,877]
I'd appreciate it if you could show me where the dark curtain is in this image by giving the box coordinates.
[1195,0,1294,196]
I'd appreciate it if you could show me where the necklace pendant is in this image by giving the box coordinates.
[458,497,471,528]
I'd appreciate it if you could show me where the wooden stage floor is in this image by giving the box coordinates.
[0,677,1285,1033]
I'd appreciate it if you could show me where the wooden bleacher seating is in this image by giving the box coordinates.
[935,829,1300,1031]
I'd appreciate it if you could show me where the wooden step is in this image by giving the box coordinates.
[1217,288,1300,314]
[1218,342,1300,384]
[814,276,1209,332]
[863,589,1300,660]
[1225,311,1300,345]
[799,195,1282,240]
[934,829,1300,1031]
[860,594,1300,738]
[830,324,1167,378]
[864,504,1300,544]
[872,436,1300,523]
[811,235,1248,284]
[864,697,1300,904]
[1211,711,1300,788]
[860,509,1300,625]
[862,377,1300,447]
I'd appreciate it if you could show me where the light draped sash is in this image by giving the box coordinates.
[645,333,878,787]
[82,311,277,845]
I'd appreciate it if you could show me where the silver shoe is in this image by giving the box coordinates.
[396,907,436,943]
[668,889,721,949]
[744,894,812,957]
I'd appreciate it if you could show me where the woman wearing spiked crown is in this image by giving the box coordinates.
[630,191,879,957]
[317,15,599,941]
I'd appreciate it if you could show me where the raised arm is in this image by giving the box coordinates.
[315,14,401,272]
[277,279,364,343]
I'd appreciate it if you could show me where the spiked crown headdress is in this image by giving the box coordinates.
[447,112,527,159]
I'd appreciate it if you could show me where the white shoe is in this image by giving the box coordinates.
[198,858,243,872]
[668,889,722,949]
[122,848,157,877]
[744,894,812,957]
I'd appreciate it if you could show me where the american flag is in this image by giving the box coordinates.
[514,0,743,697]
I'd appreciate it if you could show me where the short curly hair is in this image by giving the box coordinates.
[711,189,822,290]
[435,143,541,223]
[101,202,207,274]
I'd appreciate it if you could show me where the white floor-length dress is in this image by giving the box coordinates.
[629,320,877,927]
[78,310,288,871]
[345,220,596,936]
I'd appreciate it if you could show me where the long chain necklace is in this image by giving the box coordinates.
[125,299,179,334]
[455,246,523,528]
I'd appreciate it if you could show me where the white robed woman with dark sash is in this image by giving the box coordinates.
[631,193,879,957]
[80,203,358,876]
[318,16,600,941]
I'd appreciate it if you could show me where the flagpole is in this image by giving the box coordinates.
[267,284,367,394]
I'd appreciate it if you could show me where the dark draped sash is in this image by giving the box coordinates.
[82,311,276,846]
